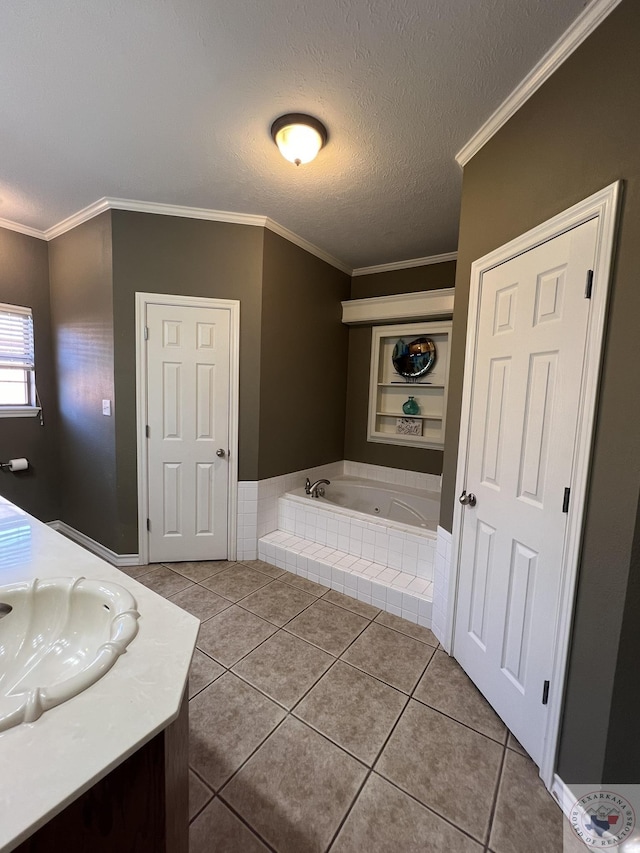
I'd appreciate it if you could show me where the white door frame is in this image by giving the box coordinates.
[135,292,240,566]
[448,181,621,788]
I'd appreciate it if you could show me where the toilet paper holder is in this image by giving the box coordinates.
[0,458,29,473]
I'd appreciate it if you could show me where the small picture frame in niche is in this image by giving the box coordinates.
[396,417,422,436]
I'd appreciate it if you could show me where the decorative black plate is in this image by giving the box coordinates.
[392,336,436,378]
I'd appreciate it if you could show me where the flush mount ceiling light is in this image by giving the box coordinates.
[271,113,328,166]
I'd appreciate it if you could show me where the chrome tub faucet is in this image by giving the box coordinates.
[305,478,330,498]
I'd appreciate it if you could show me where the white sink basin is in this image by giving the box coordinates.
[0,577,140,732]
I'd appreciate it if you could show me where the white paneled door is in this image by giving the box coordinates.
[145,302,231,562]
[454,218,599,767]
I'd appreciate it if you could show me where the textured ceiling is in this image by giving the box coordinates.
[1,0,587,268]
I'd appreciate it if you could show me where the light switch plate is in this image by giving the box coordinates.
[102,399,112,416]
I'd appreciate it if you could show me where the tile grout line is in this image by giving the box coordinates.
[482,741,508,850]
[357,648,496,850]
[196,574,435,705]
[372,767,491,849]
[187,781,214,826]
[324,676,418,852]
[229,595,381,714]
[405,649,510,748]
[231,644,339,714]
[324,768,373,852]
[208,796,280,853]
[215,712,371,847]
[211,581,338,670]
[187,666,226,702]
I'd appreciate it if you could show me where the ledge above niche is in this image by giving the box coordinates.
[341,288,454,325]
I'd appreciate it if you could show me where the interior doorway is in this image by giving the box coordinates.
[449,182,620,787]
[135,293,240,565]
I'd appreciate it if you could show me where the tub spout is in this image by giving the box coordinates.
[305,478,330,498]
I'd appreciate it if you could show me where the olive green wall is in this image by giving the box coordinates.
[350,261,456,300]
[0,227,60,521]
[344,262,456,474]
[48,212,118,547]
[259,229,350,479]
[110,211,264,553]
[441,0,640,783]
[603,489,640,782]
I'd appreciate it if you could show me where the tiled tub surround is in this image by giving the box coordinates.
[259,530,434,628]
[279,483,437,577]
[237,461,344,561]
[289,478,440,531]
[238,460,441,561]
[432,526,453,651]
[256,469,441,627]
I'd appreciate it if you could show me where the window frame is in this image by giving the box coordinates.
[0,303,41,419]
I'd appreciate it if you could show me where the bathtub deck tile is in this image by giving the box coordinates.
[390,571,414,590]
[258,529,434,632]
[328,550,345,563]
[363,563,383,578]
[407,577,431,595]
[377,568,399,584]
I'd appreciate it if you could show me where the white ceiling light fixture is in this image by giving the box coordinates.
[271,113,328,166]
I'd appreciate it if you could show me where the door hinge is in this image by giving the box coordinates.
[144,325,149,340]
[562,487,571,513]
[585,269,594,299]
[146,518,151,532]
[145,424,150,438]
[542,680,550,705]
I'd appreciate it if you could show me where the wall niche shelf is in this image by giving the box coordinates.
[368,320,452,450]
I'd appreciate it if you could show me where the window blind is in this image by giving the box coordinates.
[0,304,35,369]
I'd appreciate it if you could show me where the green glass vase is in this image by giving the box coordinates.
[402,396,420,415]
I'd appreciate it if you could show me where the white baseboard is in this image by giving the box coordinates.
[551,774,576,816]
[48,521,140,568]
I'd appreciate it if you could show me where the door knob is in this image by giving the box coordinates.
[216,448,226,458]
[459,490,477,507]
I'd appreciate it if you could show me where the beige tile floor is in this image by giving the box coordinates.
[125,559,570,853]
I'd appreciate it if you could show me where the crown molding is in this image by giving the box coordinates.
[456,0,624,167]
[43,196,267,241]
[103,197,267,228]
[1,197,449,277]
[264,217,352,275]
[352,251,457,277]
[43,198,111,240]
[0,217,47,241]
[36,196,352,274]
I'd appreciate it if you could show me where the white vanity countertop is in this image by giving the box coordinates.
[0,498,199,852]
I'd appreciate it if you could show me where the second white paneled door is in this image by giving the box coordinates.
[146,302,231,562]
[454,218,599,768]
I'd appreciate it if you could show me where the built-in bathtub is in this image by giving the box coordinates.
[258,476,439,627]
[290,477,440,531]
